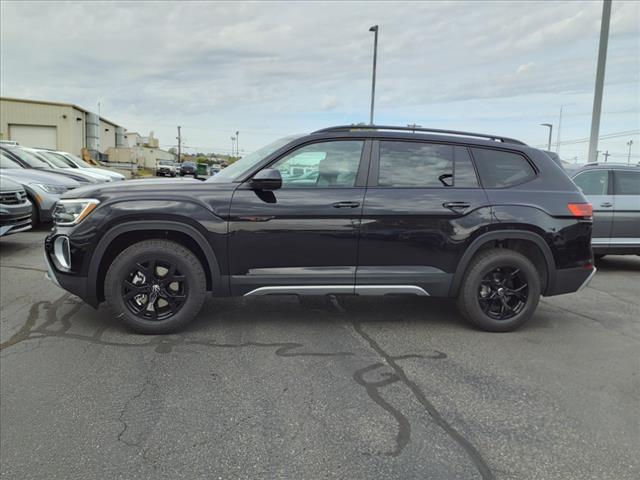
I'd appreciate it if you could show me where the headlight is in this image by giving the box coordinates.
[31,183,68,194]
[53,199,100,226]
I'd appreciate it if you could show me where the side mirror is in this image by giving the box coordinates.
[250,168,282,190]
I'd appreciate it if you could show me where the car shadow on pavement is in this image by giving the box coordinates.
[594,255,640,272]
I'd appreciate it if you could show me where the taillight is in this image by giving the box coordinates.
[567,203,593,218]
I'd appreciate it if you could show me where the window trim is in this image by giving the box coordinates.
[469,146,538,190]
[368,139,482,189]
[572,169,611,196]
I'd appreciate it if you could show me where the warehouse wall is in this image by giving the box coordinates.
[0,99,86,155]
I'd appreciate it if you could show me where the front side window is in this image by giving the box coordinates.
[471,148,536,188]
[573,170,609,196]
[271,140,364,188]
[613,170,640,195]
[378,141,476,187]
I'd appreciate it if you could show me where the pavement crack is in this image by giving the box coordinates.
[351,320,494,480]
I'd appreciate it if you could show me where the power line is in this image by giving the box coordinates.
[532,130,639,148]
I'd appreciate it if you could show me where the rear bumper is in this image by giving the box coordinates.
[546,265,596,296]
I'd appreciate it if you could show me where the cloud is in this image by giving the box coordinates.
[0,0,638,158]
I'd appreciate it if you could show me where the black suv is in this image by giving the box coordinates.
[45,126,595,334]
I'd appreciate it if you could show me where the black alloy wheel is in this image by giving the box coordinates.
[477,266,528,320]
[122,259,188,321]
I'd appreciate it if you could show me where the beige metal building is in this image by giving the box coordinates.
[0,97,126,156]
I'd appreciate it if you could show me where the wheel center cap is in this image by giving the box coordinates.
[497,287,505,296]
[151,284,161,294]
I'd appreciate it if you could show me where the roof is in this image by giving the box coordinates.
[567,163,639,172]
[0,96,123,128]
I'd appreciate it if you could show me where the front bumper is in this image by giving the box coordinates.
[0,202,33,236]
[44,238,97,307]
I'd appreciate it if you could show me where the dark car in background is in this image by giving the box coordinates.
[179,161,198,178]
[0,175,32,236]
[45,125,595,335]
[569,163,640,257]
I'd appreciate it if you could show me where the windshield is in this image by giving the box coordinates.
[7,148,50,168]
[38,151,72,168]
[159,160,174,166]
[60,152,92,168]
[0,152,23,169]
[208,135,301,183]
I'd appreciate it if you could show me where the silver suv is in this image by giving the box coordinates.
[570,163,640,257]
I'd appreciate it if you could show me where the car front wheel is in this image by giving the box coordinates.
[456,249,541,332]
[104,240,206,334]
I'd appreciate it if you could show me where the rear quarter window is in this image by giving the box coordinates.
[471,148,536,188]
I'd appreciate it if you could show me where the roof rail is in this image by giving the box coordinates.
[313,125,527,145]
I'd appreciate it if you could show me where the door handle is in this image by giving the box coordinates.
[443,201,471,210]
[600,202,613,208]
[332,201,360,208]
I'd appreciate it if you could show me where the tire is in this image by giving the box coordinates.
[104,240,206,334]
[456,249,541,332]
[595,254,606,261]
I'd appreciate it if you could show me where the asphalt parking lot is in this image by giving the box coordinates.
[1,227,638,480]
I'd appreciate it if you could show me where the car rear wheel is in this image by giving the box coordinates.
[104,240,206,334]
[456,249,541,332]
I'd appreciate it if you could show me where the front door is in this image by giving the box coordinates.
[228,139,370,295]
[357,140,491,296]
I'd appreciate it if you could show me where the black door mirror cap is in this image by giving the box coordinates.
[250,168,282,191]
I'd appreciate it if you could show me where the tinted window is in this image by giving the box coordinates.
[613,170,640,195]
[271,140,363,188]
[573,170,609,196]
[377,142,478,188]
[471,148,536,188]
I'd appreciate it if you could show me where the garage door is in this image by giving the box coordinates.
[9,125,58,149]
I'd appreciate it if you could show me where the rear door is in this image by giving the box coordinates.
[357,140,490,296]
[572,169,614,249]
[611,169,640,249]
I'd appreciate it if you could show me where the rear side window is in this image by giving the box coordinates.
[613,170,640,195]
[471,148,536,188]
[573,170,609,196]
[378,141,478,187]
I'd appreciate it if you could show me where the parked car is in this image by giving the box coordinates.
[53,151,126,181]
[179,161,198,177]
[156,160,177,177]
[45,125,595,334]
[26,148,112,183]
[0,151,80,224]
[0,175,32,236]
[0,146,98,185]
[569,163,639,257]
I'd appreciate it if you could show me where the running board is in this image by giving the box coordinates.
[243,285,429,297]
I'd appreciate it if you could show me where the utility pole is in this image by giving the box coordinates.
[540,123,553,151]
[230,136,236,158]
[177,126,182,163]
[556,105,564,153]
[628,140,634,164]
[369,25,379,125]
[603,150,610,162]
[587,0,612,163]
[407,123,422,133]
[235,130,240,157]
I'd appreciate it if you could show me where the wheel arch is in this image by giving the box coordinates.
[88,221,226,305]
[449,230,556,297]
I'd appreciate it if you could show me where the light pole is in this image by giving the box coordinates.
[369,25,378,125]
[540,123,553,151]
[236,130,240,157]
[628,140,634,164]
[230,136,236,158]
[587,0,612,163]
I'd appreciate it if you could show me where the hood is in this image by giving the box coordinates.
[42,168,100,184]
[0,175,26,192]
[84,167,126,180]
[62,177,203,199]
[0,168,81,188]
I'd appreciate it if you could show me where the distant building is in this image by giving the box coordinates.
[0,96,126,157]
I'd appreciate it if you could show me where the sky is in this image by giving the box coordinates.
[1,0,639,163]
